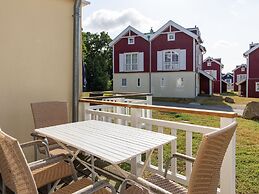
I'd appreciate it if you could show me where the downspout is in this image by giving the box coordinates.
[149,38,152,94]
[72,0,82,122]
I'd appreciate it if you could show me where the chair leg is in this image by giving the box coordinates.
[33,136,38,161]
[2,182,6,194]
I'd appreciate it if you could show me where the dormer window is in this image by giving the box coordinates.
[128,37,135,44]
[207,61,211,66]
[241,67,245,72]
[167,33,175,41]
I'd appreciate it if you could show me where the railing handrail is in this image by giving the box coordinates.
[79,98,238,118]
[81,93,152,100]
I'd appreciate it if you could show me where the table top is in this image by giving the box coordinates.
[35,120,176,164]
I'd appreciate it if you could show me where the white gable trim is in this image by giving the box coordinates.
[109,26,148,47]
[203,57,224,68]
[150,20,198,41]
[232,64,247,72]
[244,44,259,57]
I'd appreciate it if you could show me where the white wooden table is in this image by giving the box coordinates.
[35,120,176,179]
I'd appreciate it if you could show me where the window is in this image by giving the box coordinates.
[160,78,166,87]
[125,53,138,71]
[128,37,135,44]
[237,74,247,82]
[121,78,127,87]
[163,50,179,70]
[207,61,211,66]
[256,82,259,92]
[205,70,217,80]
[241,67,245,72]
[167,33,175,41]
[137,78,141,87]
[176,78,184,88]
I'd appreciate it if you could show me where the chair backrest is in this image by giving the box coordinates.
[31,101,68,128]
[0,130,38,194]
[188,121,237,194]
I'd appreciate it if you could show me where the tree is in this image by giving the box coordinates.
[82,31,112,92]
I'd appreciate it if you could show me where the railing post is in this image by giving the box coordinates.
[130,108,142,176]
[220,117,236,194]
[146,95,152,119]
[83,102,91,121]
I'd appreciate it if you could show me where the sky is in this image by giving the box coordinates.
[82,0,259,73]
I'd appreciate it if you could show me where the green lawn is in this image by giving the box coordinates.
[153,92,259,106]
[151,111,259,194]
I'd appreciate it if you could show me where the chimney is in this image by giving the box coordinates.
[250,42,259,49]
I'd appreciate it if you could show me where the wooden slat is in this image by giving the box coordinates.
[158,126,164,171]
[79,99,237,118]
[36,120,176,165]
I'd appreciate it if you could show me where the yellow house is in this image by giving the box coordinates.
[0,0,89,159]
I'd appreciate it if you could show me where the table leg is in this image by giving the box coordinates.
[91,155,96,182]
[55,141,101,180]
[139,149,154,177]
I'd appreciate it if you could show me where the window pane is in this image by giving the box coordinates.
[122,78,127,86]
[126,54,131,65]
[164,52,171,62]
[172,52,179,64]
[132,54,138,64]
[176,78,184,88]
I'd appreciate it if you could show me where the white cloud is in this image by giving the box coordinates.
[212,40,239,49]
[83,8,159,36]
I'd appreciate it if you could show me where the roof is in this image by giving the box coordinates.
[232,64,247,72]
[109,26,148,47]
[198,70,215,81]
[236,79,246,85]
[243,43,259,56]
[203,57,224,68]
[221,80,228,85]
[150,20,199,42]
[223,72,233,78]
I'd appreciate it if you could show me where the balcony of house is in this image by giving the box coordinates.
[77,92,237,194]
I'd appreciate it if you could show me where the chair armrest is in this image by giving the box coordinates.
[172,153,195,163]
[72,180,116,194]
[120,174,171,194]
[164,153,195,178]
[29,154,67,171]
[31,131,46,139]
[20,139,50,157]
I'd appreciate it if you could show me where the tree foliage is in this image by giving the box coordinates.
[82,31,112,92]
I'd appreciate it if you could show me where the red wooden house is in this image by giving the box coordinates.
[232,64,247,92]
[110,20,213,98]
[202,57,224,94]
[243,43,259,98]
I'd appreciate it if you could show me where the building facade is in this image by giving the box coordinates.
[202,57,224,94]
[232,64,247,92]
[243,43,259,98]
[222,72,234,91]
[110,20,212,98]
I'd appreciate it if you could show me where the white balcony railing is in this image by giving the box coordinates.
[79,94,237,194]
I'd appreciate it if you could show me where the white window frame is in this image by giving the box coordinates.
[241,67,245,72]
[128,37,135,45]
[137,78,141,87]
[167,33,175,41]
[256,82,259,92]
[176,78,184,88]
[125,52,138,71]
[237,74,247,83]
[207,61,211,66]
[121,78,127,87]
[160,77,166,87]
[163,50,180,70]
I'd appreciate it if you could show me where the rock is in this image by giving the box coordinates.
[243,101,259,120]
[224,97,235,103]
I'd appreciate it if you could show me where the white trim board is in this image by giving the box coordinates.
[203,57,224,68]
[244,44,259,56]
[150,20,199,41]
[109,26,148,47]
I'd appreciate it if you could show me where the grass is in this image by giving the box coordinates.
[153,92,259,106]
[151,110,259,194]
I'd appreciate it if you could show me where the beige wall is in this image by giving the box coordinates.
[113,73,149,93]
[151,72,197,98]
[0,0,75,159]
